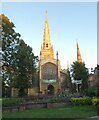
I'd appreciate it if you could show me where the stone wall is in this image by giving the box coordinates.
[2,102,67,113]
[28,87,38,96]
[47,102,66,108]
[2,103,47,113]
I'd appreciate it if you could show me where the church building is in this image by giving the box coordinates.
[28,12,67,96]
[38,12,62,95]
[11,12,83,97]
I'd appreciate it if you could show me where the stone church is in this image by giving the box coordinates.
[39,12,62,95]
[12,12,82,97]
[28,12,67,96]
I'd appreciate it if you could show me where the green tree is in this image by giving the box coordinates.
[12,40,38,97]
[71,61,89,94]
[0,14,20,97]
[1,14,38,97]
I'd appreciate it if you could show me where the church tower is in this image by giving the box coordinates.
[77,41,82,63]
[40,11,54,59]
[39,12,62,95]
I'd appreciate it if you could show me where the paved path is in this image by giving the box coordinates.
[84,116,99,120]
[77,116,99,120]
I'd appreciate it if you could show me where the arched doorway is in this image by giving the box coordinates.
[47,85,54,95]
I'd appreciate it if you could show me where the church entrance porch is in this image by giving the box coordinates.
[47,85,54,95]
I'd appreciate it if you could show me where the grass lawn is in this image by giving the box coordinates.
[2,105,98,118]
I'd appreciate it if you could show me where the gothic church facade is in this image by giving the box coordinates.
[11,12,82,97]
[28,12,67,96]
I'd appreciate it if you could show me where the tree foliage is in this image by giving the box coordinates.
[1,14,21,97]
[1,14,38,97]
[12,40,38,97]
[71,61,89,93]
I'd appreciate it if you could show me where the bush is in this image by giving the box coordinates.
[49,97,62,103]
[2,98,25,107]
[70,97,92,105]
[92,97,99,109]
[48,97,70,103]
[85,87,99,97]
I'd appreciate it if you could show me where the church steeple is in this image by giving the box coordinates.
[43,11,51,49]
[40,11,54,59]
[77,41,82,63]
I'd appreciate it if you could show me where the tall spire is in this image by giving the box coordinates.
[43,10,51,49]
[40,11,54,59]
[77,41,82,63]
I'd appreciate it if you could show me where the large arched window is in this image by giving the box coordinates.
[41,62,57,80]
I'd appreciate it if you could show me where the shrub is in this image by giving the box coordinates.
[92,97,99,109]
[70,97,92,105]
[49,97,62,103]
[85,87,99,97]
[2,98,25,107]
[48,97,70,103]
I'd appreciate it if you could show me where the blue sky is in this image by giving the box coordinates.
[2,2,97,70]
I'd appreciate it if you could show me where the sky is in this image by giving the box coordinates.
[1,2,97,70]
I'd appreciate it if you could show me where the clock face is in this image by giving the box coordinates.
[41,62,57,81]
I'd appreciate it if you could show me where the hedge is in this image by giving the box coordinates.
[2,98,25,107]
[92,97,99,108]
[70,97,92,105]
